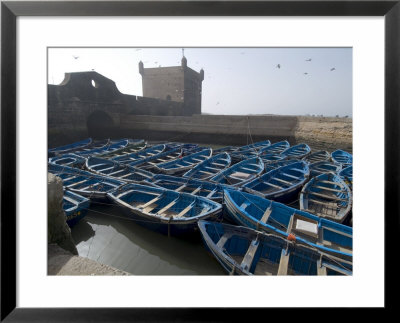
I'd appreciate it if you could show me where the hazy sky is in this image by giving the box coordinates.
[48,47,352,117]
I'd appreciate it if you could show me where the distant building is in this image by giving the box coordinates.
[139,56,204,115]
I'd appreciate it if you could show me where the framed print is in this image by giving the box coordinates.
[1,0,399,321]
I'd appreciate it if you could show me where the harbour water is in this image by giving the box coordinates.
[70,202,226,275]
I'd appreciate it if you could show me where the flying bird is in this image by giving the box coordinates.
[304,72,308,75]
[305,58,312,61]
[72,55,79,59]
[330,68,336,71]
[276,64,281,69]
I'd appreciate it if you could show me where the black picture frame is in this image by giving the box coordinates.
[1,1,398,321]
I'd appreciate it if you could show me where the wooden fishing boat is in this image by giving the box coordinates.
[264,159,300,173]
[303,150,331,164]
[63,189,91,227]
[280,143,311,160]
[235,140,271,152]
[183,152,231,180]
[77,139,129,157]
[339,165,353,190]
[48,164,126,201]
[230,140,271,162]
[223,189,352,260]
[155,148,213,175]
[209,157,264,187]
[111,144,165,165]
[212,146,237,155]
[107,183,222,236]
[258,140,290,155]
[198,220,352,275]
[72,139,110,155]
[147,174,231,202]
[86,156,154,182]
[131,147,183,170]
[243,161,310,203]
[48,153,86,168]
[309,161,342,177]
[331,149,353,166]
[259,153,286,164]
[101,139,146,158]
[48,138,92,157]
[299,172,352,224]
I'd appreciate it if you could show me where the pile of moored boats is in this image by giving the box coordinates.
[48,138,353,276]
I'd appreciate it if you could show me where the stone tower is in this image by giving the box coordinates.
[139,56,204,115]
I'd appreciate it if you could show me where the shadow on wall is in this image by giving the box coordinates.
[87,110,114,139]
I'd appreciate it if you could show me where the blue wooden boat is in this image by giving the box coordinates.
[235,140,271,152]
[230,140,271,162]
[309,161,342,177]
[243,161,309,202]
[48,153,86,168]
[183,152,231,180]
[258,140,290,155]
[299,173,352,224]
[86,156,154,182]
[48,164,126,201]
[280,143,311,160]
[77,139,129,157]
[111,144,166,165]
[223,189,352,260]
[198,220,352,275]
[331,149,353,166]
[155,148,213,175]
[63,189,91,227]
[131,147,183,170]
[212,146,237,155]
[101,139,146,158]
[339,165,353,190]
[264,159,300,173]
[147,174,231,202]
[107,183,222,236]
[303,150,331,164]
[210,157,264,187]
[94,138,130,156]
[259,153,286,164]
[48,138,92,157]
[72,139,110,155]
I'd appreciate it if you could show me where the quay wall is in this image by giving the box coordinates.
[49,114,352,153]
[116,114,353,153]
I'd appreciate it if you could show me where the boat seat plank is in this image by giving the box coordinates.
[140,195,162,208]
[206,189,217,198]
[199,170,214,175]
[308,191,347,201]
[316,179,341,186]
[67,178,91,188]
[240,239,260,270]
[264,182,282,189]
[211,162,226,167]
[277,250,290,275]
[108,168,126,176]
[240,167,257,172]
[176,202,195,217]
[280,172,299,180]
[175,184,187,192]
[229,175,248,181]
[63,195,79,205]
[311,185,345,193]
[216,233,232,248]
[260,205,272,223]
[191,186,203,195]
[157,198,179,215]
[273,177,293,185]
[191,158,204,162]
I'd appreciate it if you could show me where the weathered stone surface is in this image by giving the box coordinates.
[48,173,78,255]
[48,244,130,275]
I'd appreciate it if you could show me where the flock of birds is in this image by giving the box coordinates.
[276,58,336,75]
